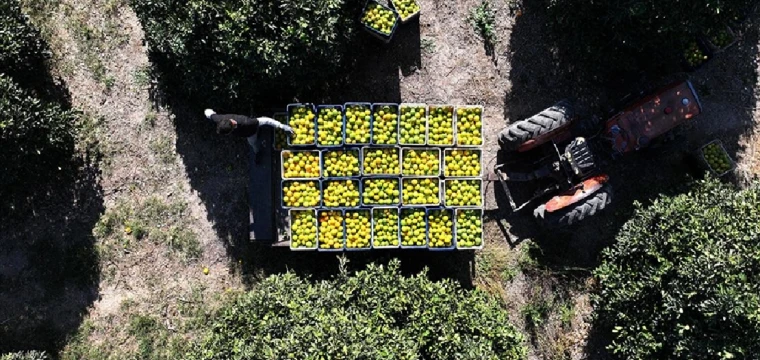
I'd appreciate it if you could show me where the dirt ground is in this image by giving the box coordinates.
[1,0,758,358]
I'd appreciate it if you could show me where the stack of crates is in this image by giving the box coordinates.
[276,102,484,251]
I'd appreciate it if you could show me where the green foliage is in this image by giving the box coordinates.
[0,74,78,198]
[130,0,361,107]
[547,0,755,75]
[0,352,49,360]
[594,178,760,359]
[470,1,496,51]
[0,1,48,89]
[190,260,527,359]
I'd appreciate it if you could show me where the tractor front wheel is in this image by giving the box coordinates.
[533,183,613,228]
[498,99,574,152]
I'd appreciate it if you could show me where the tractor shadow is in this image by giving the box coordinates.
[499,0,759,354]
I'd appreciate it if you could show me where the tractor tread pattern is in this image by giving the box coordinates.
[498,99,574,151]
[533,183,613,228]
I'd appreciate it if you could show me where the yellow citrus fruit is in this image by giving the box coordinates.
[445,179,482,207]
[427,105,454,145]
[317,106,344,146]
[428,209,453,248]
[402,148,440,176]
[318,210,344,250]
[290,210,317,249]
[362,178,400,205]
[399,105,426,145]
[444,149,481,177]
[372,105,399,145]
[456,107,483,146]
[345,210,371,249]
[456,209,483,248]
[400,209,426,246]
[345,104,372,144]
[363,147,400,175]
[402,177,440,205]
[372,208,399,247]
[282,151,320,178]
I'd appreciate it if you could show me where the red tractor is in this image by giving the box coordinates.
[494,81,703,227]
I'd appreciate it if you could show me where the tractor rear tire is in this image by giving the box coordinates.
[498,99,575,152]
[533,183,613,228]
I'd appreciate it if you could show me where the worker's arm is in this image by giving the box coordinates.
[258,116,295,134]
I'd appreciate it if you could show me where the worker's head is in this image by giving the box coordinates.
[216,119,237,135]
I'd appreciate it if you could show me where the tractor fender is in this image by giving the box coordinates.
[545,174,609,213]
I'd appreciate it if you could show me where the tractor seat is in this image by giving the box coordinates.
[563,137,597,179]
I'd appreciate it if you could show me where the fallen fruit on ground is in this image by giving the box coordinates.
[391,0,420,20]
[363,147,400,175]
[282,151,320,178]
[282,180,321,207]
[428,209,454,248]
[372,208,399,247]
[323,150,360,177]
[399,105,426,145]
[345,210,371,249]
[702,142,733,174]
[401,209,426,247]
[362,178,400,205]
[427,105,454,145]
[361,2,397,35]
[372,105,399,144]
[444,149,481,177]
[290,210,317,249]
[445,179,482,207]
[344,104,372,144]
[273,113,289,150]
[318,210,344,250]
[289,105,316,145]
[402,148,440,176]
[456,209,483,248]
[323,179,360,207]
[317,106,343,146]
[402,177,440,205]
[456,107,483,146]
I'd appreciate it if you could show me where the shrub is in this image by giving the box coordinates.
[546,0,755,76]
[130,0,361,108]
[0,352,49,360]
[0,74,78,201]
[190,260,527,359]
[0,1,48,88]
[594,178,760,359]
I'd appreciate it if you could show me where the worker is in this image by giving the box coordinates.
[205,109,294,163]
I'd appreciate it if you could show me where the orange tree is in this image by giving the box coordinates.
[594,178,760,359]
[546,0,755,76]
[130,0,362,108]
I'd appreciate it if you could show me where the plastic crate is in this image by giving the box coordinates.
[701,25,738,54]
[316,105,345,148]
[370,103,400,146]
[698,139,736,177]
[361,177,401,206]
[427,208,456,251]
[321,148,362,178]
[288,209,318,251]
[344,209,372,251]
[321,178,362,209]
[317,209,346,252]
[272,112,290,151]
[398,103,429,146]
[442,148,483,178]
[389,0,421,23]
[682,39,713,72]
[281,179,322,209]
[371,207,401,249]
[443,178,484,208]
[360,1,400,43]
[343,102,373,146]
[426,104,456,147]
[280,150,322,180]
[454,208,484,250]
[401,147,441,177]
[400,208,428,249]
[454,105,485,147]
[401,177,442,207]
[361,146,401,176]
[286,103,317,147]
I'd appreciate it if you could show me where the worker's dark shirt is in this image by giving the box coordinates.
[211,114,260,137]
